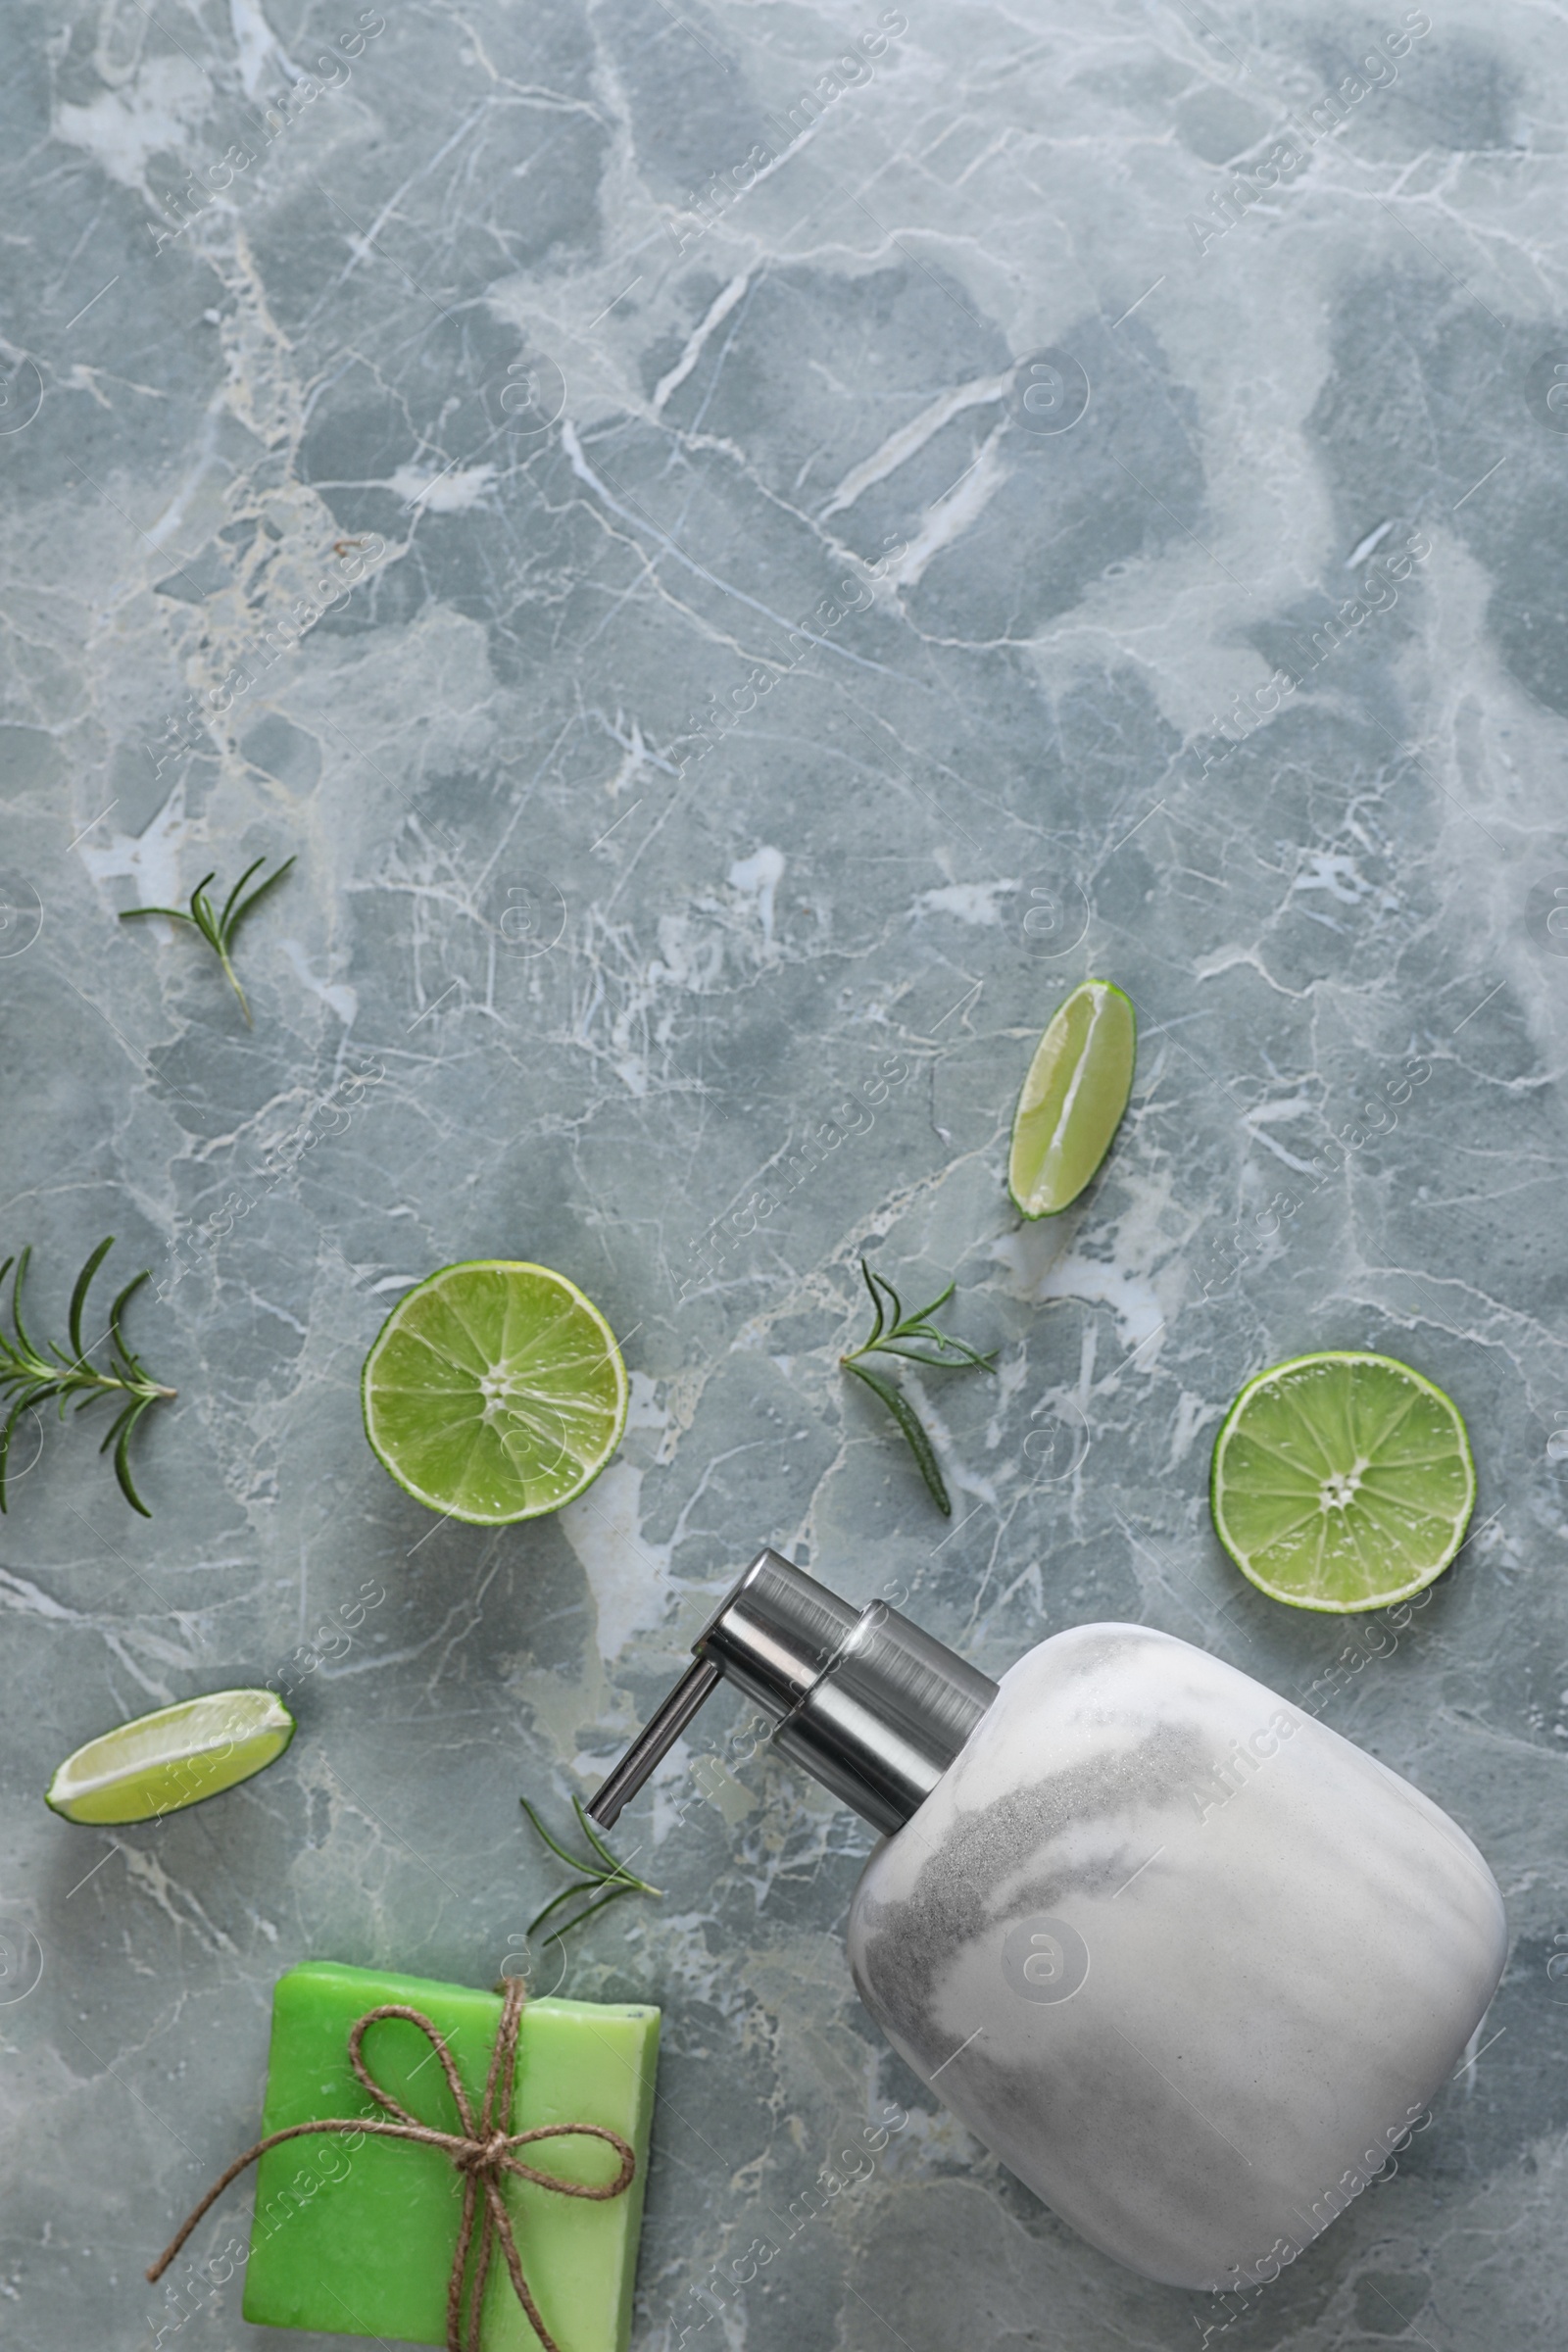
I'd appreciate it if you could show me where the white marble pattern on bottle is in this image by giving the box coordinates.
[848,1625,1507,2289]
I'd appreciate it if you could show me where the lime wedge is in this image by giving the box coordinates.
[362,1259,627,1525]
[45,1689,294,1825]
[1210,1350,1475,1612]
[1008,979,1136,1217]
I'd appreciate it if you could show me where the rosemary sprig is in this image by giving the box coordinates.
[841,1259,995,1516]
[121,854,296,1025]
[520,1794,662,1946]
[0,1239,175,1516]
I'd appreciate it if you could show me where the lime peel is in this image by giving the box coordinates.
[1008,979,1136,1218]
[45,1689,295,1825]
[362,1259,628,1526]
[1210,1349,1475,1613]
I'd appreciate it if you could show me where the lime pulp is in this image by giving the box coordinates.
[361,1259,627,1525]
[45,1689,295,1825]
[1210,1349,1475,1612]
[1008,979,1136,1217]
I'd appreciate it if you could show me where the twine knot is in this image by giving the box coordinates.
[455,2127,514,2177]
[147,1976,636,2352]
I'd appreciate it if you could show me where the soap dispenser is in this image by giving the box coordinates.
[591,1550,1506,2291]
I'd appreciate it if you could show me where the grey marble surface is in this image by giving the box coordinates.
[1,3,1566,2349]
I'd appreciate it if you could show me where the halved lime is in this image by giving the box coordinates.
[1008,979,1136,1217]
[362,1259,627,1525]
[1210,1350,1475,1612]
[46,1689,294,1825]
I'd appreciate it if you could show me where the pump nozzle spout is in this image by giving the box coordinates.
[587,1548,998,1837]
[587,1658,720,1829]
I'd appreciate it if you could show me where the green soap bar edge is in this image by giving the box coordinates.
[271,1956,661,2025]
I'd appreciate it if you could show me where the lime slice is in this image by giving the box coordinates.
[45,1689,294,1825]
[362,1259,627,1525]
[1210,1350,1475,1612]
[1008,979,1136,1217]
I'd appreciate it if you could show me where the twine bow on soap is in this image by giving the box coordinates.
[147,1977,636,2352]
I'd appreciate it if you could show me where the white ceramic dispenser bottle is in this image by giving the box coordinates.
[591,1551,1506,2290]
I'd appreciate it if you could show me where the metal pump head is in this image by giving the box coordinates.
[588,1549,999,1838]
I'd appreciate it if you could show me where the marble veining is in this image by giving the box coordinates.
[2,1,1567,2347]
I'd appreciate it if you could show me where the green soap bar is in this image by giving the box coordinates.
[240,1961,660,2351]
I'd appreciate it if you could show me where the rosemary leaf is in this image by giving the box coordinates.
[67,1237,115,1367]
[840,1257,994,1514]
[122,853,295,1025]
[572,1794,659,1891]
[859,1256,890,1347]
[528,1882,636,1946]
[518,1794,596,1875]
[0,1239,173,1515]
[869,1335,997,1372]
[843,1357,953,1515]
[520,1793,662,1951]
